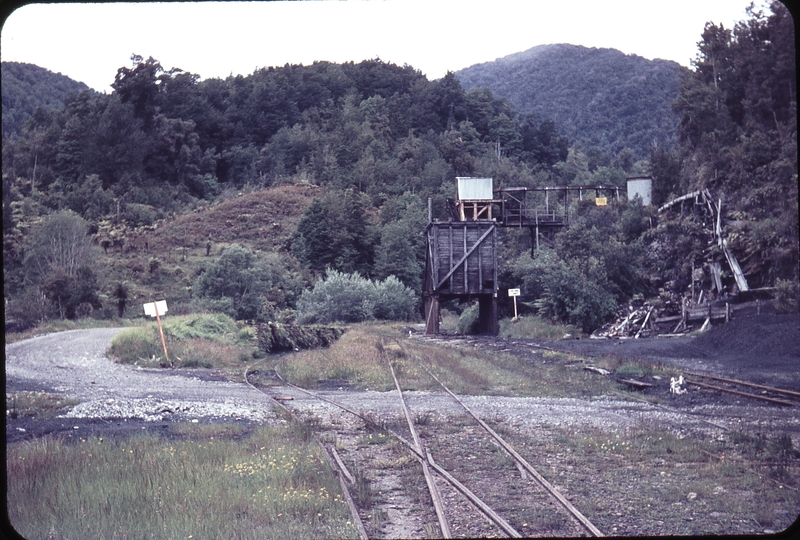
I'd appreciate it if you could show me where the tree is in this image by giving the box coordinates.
[111,55,165,129]
[193,244,265,321]
[555,145,591,185]
[25,210,95,284]
[671,1,797,286]
[113,281,129,318]
[39,265,101,320]
[520,117,570,168]
[292,189,377,276]
[374,221,422,293]
[648,145,682,206]
[374,191,427,292]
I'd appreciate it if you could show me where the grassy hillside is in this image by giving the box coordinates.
[96,184,317,318]
[146,183,319,253]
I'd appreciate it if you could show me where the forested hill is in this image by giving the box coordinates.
[2,2,795,334]
[455,44,686,159]
[1,61,92,139]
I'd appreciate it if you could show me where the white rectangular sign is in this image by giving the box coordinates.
[143,300,168,317]
[508,288,520,297]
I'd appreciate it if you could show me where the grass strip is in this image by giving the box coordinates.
[7,423,360,540]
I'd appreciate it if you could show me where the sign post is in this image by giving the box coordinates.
[143,300,170,366]
[508,288,520,319]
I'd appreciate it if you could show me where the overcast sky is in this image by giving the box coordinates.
[2,0,758,93]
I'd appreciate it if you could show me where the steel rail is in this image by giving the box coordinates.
[685,379,799,407]
[243,366,369,540]
[419,362,605,537]
[387,359,452,538]
[608,390,730,431]
[683,371,800,400]
[318,439,371,540]
[266,366,522,538]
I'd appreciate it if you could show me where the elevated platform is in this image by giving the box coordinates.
[423,179,624,336]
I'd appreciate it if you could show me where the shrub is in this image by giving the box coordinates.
[296,270,418,324]
[509,248,618,333]
[161,313,238,341]
[296,270,375,324]
[539,259,617,333]
[774,278,799,313]
[457,302,480,335]
[107,327,163,364]
[373,275,417,321]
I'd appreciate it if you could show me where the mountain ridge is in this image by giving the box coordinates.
[2,61,93,139]
[455,43,687,159]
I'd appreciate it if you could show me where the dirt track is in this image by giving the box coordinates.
[5,328,283,443]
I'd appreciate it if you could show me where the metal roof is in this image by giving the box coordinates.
[456,177,493,200]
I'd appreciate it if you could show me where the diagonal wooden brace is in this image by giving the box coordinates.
[435,225,494,290]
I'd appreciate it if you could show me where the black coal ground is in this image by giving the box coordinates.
[545,312,800,391]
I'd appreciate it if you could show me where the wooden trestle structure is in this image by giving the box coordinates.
[423,221,499,335]
[424,178,623,335]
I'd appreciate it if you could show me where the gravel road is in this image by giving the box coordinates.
[6,328,280,431]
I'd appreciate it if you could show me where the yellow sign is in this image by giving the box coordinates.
[595,197,607,206]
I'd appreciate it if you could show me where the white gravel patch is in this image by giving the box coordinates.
[63,396,278,423]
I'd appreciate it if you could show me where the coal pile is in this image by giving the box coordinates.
[690,312,800,360]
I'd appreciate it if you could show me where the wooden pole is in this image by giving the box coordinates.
[153,301,170,366]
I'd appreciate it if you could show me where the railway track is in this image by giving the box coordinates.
[245,342,604,538]
[437,332,800,411]
[682,371,800,408]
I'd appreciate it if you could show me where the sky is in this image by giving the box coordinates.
[1,0,759,93]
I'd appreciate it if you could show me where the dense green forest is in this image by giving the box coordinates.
[456,43,685,160]
[1,61,91,140]
[2,2,796,332]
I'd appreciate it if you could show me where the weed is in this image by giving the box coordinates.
[368,507,387,530]
[5,392,79,420]
[615,361,651,378]
[771,433,799,461]
[499,315,582,341]
[7,425,358,540]
[360,411,387,432]
[290,416,319,443]
[522,507,569,532]
[352,465,374,508]
[753,503,776,527]
[413,411,434,426]
[356,432,390,447]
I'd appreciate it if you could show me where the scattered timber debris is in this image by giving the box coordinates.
[584,366,611,376]
[257,322,344,353]
[591,303,658,339]
[658,188,749,294]
[591,188,758,340]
